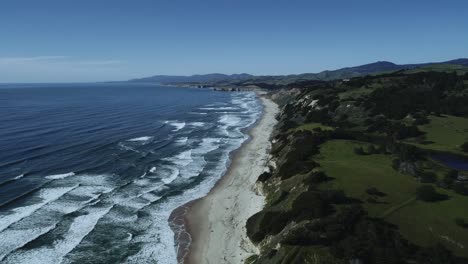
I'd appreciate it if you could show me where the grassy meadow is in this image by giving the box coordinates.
[316,139,468,257]
[406,115,468,155]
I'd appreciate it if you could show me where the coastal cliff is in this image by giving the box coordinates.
[244,71,468,263]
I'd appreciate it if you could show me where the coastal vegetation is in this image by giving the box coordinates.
[405,115,468,155]
[244,69,468,263]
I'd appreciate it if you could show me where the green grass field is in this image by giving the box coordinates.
[292,123,334,132]
[406,115,468,155]
[316,140,468,257]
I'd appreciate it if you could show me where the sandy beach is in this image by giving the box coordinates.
[181,96,278,264]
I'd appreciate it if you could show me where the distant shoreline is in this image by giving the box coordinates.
[169,95,278,263]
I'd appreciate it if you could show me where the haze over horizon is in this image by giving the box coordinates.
[1,0,467,83]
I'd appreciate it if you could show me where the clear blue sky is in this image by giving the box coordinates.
[0,0,467,82]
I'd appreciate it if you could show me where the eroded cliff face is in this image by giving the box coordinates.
[244,91,369,263]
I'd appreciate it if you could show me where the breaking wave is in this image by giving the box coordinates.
[0,85,262,264]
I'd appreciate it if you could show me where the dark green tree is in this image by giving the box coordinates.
[416,185,447,202]
[461,142,468,153]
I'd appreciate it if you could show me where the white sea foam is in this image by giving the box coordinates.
[110,176,166,208]
[3,206,114,264]
[46,196,102,215]
[217,114,243,137]
[0,92,263,264]
[45,172,75,180]
[120,192,161,210]
[175,137,188,144]
[196,138,221,154]
[164,121,186,131]
[172,122,186,131]
[139,192,161,203]
[199,107,237,110]
[122,153,234,264]
[121,95,262,264]
[70,174,114,188]
[161,167,179,185]
[189,122,205,127]
[219,114,241,127]
[126,232,133,242]
[127,136,153,142]
[167,138,221,182]
[170,150,193,167]
[13,174,24,180]
[0,225,57,261]
[118,142,139,153]
[0,184,112,261]
[0,186,77,233]
[121,182,165,210]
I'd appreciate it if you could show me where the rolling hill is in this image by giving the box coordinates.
[127,58,468,85]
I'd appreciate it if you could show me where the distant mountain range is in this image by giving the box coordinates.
[129,73,253,84]
[303,58,468,79]
[128,58,468,84]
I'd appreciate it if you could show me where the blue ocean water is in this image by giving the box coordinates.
[0,83,262,263]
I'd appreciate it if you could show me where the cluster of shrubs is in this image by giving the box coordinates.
[455,218,468,229]
[364,72,468,118]
[462,142,468,153]
[273,131,323,180]
[442,170,468,195]
[392,160,468,198]
[354,144,386,155]
[416,185,448,202]
[366,118,425,140]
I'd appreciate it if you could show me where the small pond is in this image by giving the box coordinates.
[431,154,468,171]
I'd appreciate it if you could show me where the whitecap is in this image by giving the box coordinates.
[189,122,205,127]
[118,142,139,153]
[0,186,78,233]
[125,232,133,242]
[127,136,153,142]
[45,172,75,180]
[175,137,188,144]
[172,150,193,167]
[164,121,186,131]
[13,174,24,180]
[123,95,261,264]
[219,115,241,127]
[0,225,57,261]
[149,167,157,173]
[199,107,237,110]
[0,183,114,261]
[3,205,114,264]
[162,167,179,185]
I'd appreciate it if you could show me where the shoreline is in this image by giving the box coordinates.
[169,95,278,264]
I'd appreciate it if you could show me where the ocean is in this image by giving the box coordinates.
[0,83,262,263]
